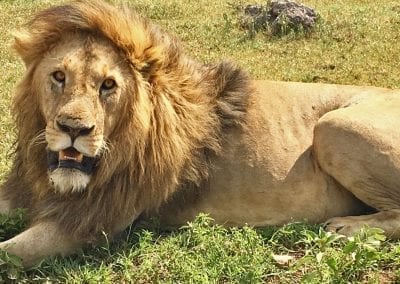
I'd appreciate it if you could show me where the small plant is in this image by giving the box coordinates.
[0,208,27,242]
[0,250,24,282]
[298,226,387,282]
[0,209,27,282]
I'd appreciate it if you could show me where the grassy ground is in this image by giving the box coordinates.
[0,0,400,282]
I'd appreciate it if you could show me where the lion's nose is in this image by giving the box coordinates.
[56,121,95,141]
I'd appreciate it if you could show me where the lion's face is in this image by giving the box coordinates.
[32,33,132,193]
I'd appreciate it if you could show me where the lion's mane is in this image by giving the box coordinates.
[4,0,252,241]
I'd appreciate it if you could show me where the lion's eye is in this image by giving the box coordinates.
[100,78,117,99]
[52,71,66,84]
[101,79,116,91]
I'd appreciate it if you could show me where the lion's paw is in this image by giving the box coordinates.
[324,216,366,236]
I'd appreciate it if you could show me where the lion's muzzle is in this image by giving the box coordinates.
[45,113,103,193]
[47,119,99,174]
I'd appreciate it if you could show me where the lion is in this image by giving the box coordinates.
[1,0,400,267]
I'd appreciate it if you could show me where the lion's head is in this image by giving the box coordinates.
[10,0,250,231]
[31,33,133,193]
[12,0,184,196]
[13,1,161,194]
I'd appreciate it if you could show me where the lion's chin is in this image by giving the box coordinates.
[49,168,91,194]
[46,148,98,193]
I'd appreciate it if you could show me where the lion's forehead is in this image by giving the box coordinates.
[46,34,125,80]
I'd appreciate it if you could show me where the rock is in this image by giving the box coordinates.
[269,0,318,34]
[239,0,318,36]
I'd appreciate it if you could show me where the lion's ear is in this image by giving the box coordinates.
[13,24,53,66]
[13,31,33,66]
[136,45,165,81]
[132,32,182,83]
[132,27,181,82]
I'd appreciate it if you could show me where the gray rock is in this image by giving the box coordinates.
[240,0,318,36]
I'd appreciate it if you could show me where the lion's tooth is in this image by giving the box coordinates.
[76,153,84,163]
[58,148,84,163]
[59,150,65,161]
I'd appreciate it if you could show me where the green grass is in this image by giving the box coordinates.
[0,215,399,282]
[1,0,400,282]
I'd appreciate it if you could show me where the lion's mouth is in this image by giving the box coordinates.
[47,147,98,174]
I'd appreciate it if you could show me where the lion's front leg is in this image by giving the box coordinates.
[0,221,80,267]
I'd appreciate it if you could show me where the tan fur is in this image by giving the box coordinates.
[2,0,400,267]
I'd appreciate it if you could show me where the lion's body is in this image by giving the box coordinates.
[157,81,394,226]
[1,0,400,267]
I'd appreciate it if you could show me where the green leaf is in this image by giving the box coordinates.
[343,241,357,254]
[326,257,337,271]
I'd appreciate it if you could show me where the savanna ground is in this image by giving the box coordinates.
[0,0,400,282]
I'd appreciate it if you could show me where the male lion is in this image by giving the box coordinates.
[1,0,400,267]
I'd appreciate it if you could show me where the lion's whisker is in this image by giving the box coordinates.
[30,131,46,145]
[27,130,47,158]
[99,138,112,172]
